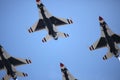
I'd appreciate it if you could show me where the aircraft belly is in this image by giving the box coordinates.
[64,72,69,80]
[45,22,55,35]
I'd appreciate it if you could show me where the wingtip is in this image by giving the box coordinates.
[67,19,73,24]
[28,27,33,33]
[26,59,32,64]
[29,60,32,63]
[89,45,94,51]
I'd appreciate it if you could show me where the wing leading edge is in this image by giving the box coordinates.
[8,57,31,67]
[28,19,46,33]
[89,37,107,51]
[28,17,73,33]
[50,16,73,26]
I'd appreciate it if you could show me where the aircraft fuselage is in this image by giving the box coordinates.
[100,22,118,56]
[61,68,69,80]
[38,4,58,39]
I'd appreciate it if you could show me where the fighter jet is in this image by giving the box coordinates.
[89,16,120,60]
[60,63,77,80]
[0,45,31,80]
[28,0,73,42]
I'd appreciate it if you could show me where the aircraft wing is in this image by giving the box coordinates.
[89,37,107,51]
[50,16,73,27]
[28,19,46,33]
[112,34,120,44]
[8,57,31,67]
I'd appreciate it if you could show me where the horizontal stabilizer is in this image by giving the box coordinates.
[42,35,52,43]
[2,74,11,80]
[16,71,28,77]
[103,52,113,60]
[57,32,69,38]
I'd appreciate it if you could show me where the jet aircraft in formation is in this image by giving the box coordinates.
[1,0,120,79]
[0,45,31,80]
[60,63,77,80]
[28,0,73,43]
[89,16,120,60]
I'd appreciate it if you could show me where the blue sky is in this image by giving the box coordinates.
[0,0,120,80]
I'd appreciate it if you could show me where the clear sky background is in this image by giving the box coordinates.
[0,0,120,80]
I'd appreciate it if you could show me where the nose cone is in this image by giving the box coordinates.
[99,16,103,21]
[60,63,64,67]
[36,0,40,2]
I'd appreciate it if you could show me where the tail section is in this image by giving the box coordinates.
[57,32,69,38]
[42,34,52,43]
[103,49,120,60]
[42,32,69,43]
[103,52,113,60]
[2,72,28,80]
[16,71,28,77]
[2,74,11,80]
